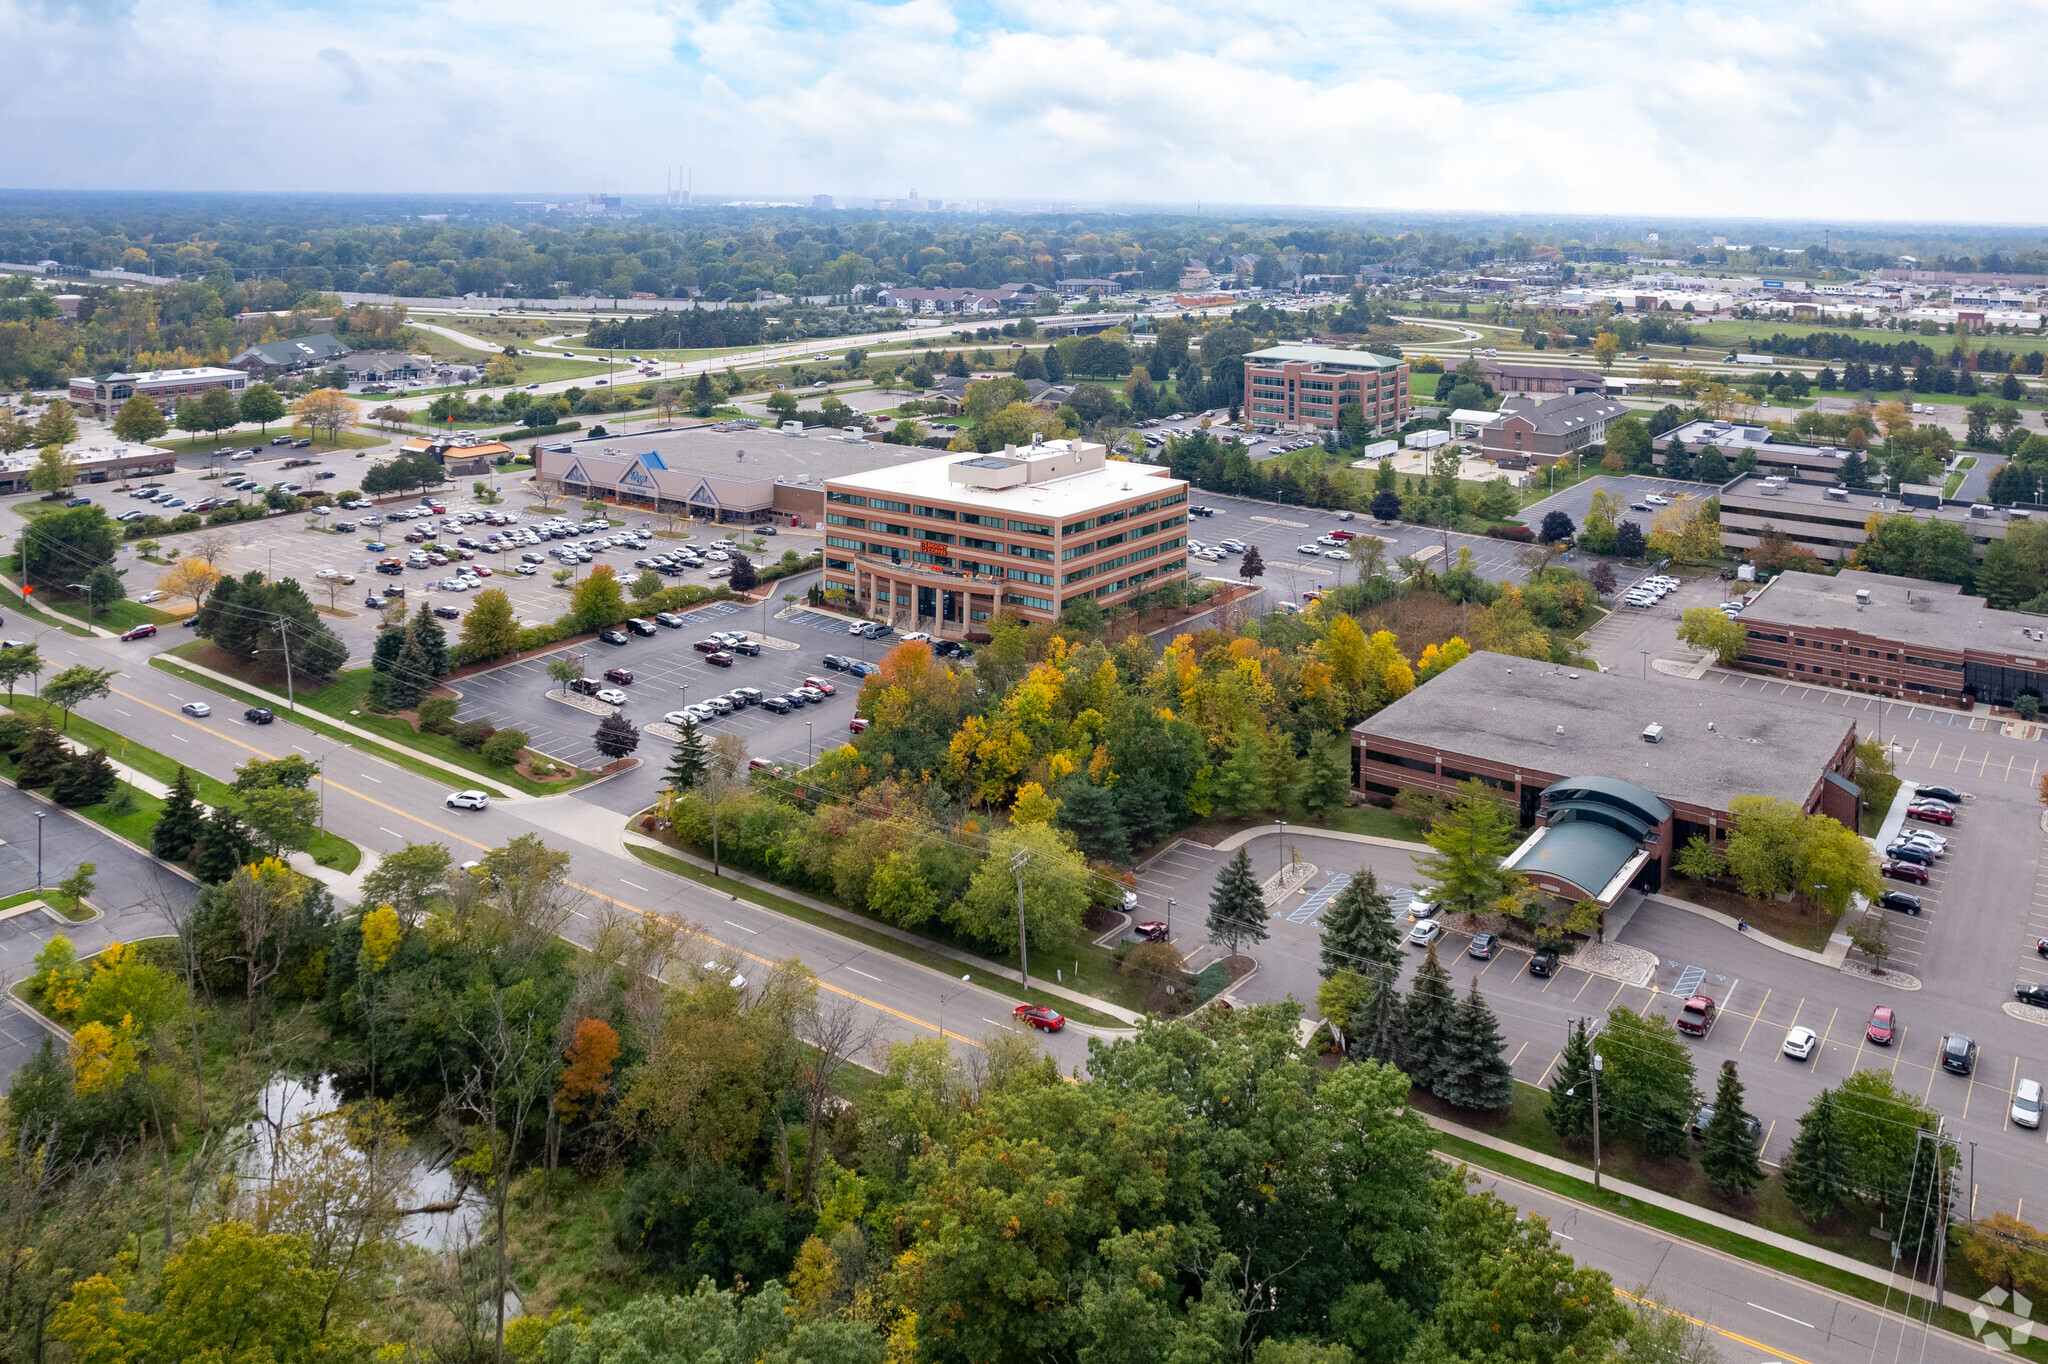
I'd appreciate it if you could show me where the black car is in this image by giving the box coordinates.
[821,654,850,671]
[365,594,386,610]
[244,707,274,724]
[2019,983,2048,1010]
[1940,1033,1978,1075]
[730,639,761,656]
[1529,948,1559,977]
[654,612,685,628]
[1189,505,1215,517]
[626,618,658,637]
[1878,890,1923,915]
[761,695,793,714]
[934,640,972,659]
[600,630,629,646]
[1915,784,1964,805]
[569,677,602,696]
[1687,1106,1763,1144]
[1884,842,1935,866]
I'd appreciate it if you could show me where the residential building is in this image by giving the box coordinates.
[1478,392,1629,467]
[876,285,1040,314]
[1652,419,1845,478]
[1474,359,1605,396]
[1243,343,1409,435]
[1717,471,2035,564]
[230,333,353,376]
[822,439,1188,635]
[67,366,248,419]
[1352,651,1859,904]
[1729,569,2048,710]
[922,375,1074,413]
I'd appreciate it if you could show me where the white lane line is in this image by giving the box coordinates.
[166,693,182,701]
[982,1017,1019,1032]
[293,745,310,754]
[844,966,881,982]
[359,774,382,782]
[173,734,187,742]
[723,919,759,934]
[620,879,648,891]
[114,708,130,717]
[1746,1303,1814,1329]
[1553,1232,1574,1241]
[379,826,403,838]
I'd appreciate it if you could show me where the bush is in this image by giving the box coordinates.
[1485,524,1535,542]
[169,513,202,532]
[416,696,458,732]
[515,623,567,652]
[481,728,528,765]
[451,718,495,750]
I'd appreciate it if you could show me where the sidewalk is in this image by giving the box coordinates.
[615,828,1145,1027]
[1643,891,1852,968]
[1431,1113,2025,1330]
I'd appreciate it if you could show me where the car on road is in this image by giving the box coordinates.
[1407,919,1444,946]
[2018,983,2048,1010]
[1881,859,1930,884]
[596,688,628,705]
[180,701,210,717]
[1915,784,1965,804]
[1940,1032,1978,1075]
[1675,994,1717,1037]
[1687,1106,1762,1144]
[2016,1079,2044,1130]
[119,623,156,641]
[1906,803,1954,825]
[1878,890,1923,915]
[1529,948,1559,977]
[1783,1025,1819,1060]
[244,707,274,725]
[1468,932,1498,960]
[603,668,635,685]
[600,630,629,646]
[445,790,491,811]
[1867,1006,1897,1045]
[1014,1004,1066,1032]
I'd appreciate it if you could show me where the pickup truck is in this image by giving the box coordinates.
[1675,994,1718,1038]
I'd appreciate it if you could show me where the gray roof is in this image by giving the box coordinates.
[1496,391,1628,436]
[1514,821,1641,898]
[235,334,351,367]
[1478,359,1605,387]
[1740,569,2045,657]
[1354,650,1852,815]
[577,422,932,487]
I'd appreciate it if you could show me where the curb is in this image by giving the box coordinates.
[0,773,204,890]
[1643,891,1848,968]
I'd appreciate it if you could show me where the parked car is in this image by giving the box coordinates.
[432,605,461,621]
[1906,803,1954,826]
[1782,1025,1819,1060]
[847,717,871,732]
[1687,1106,1762,1144]
[802,676,837,696]
[1407,919,1444,946]
[600,630,629,646]
[706,651,735,667]
[1529,948,1559,977]
[693,639,722,653]
[568,677,601,696]
[603,668,635,685]
[2015,1079,2044,1130]
[244,707,274,725]
[762,695,793,714]
[1468,932,1498,960]
[1675,994,1717,1037]
[1014,1004,1066,1032]
[1878,890,1923,915]
[1883,841,1935,866]
[822,654,851,671]
[1915,784,1965,804]
[1940,1032,1978,1075]
[1881,859,1930,885]
[445,790,491,811]
[119,623,156,641]
[2017,983,2048,1010]
[596,688,628,706]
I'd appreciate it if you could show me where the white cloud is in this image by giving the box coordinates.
[1,0,2045,221]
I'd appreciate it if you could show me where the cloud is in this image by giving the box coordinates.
[0,0,2044,221]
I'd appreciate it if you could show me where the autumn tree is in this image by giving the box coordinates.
[110,393,169,443]
[157,558,223,613]
[291,389,359,441]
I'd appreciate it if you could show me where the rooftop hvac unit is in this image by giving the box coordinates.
[1971,503,1994,518]
[2010,508,2034,520]
[1642,723,1664,744]
[1856,588,1871,605]
[1823,487,1848,501]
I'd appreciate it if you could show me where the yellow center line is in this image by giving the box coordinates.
[1614,1290,1825,1364]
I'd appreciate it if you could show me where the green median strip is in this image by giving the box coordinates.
[1431,1131,2045,1359]
[624,842,1133,1031]
[148,658,509,801]
[0,887,91,922]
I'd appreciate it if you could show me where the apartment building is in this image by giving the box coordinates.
[822,439,1189,635]
[67,366,248,419]
[1243,344,1409,435]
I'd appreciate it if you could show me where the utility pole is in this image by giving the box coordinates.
[1011,850,1031,990]
[1590,1050,1604,1190]
[275,619,297,712]
[1932,1117,1950,1316]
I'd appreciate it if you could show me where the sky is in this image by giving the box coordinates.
[7,0,2047,223]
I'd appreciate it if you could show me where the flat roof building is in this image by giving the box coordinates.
[0,442,175,493]
[1244,343,1409,437]
[1653,419,1845,478]
[1719,471,2043,564]
[823,440,1189,636]
[1475,359,1605,396]
[1732,569,2048,710]
[1353,650,1859,900]
[67,366,248,419]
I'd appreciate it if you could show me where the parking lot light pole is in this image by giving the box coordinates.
[34,811,44,890]
[1167,897,1174,938]
[806,720,813,768]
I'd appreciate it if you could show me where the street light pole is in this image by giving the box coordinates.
[1011,850,1032,990]
[34,811,45,891]
[1167,897,1175,939]
[1590,1052,1604,1189]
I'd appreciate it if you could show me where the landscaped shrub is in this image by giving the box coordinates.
[481,728,528,765]
[416,696,458,733]
[516,624,567,652]
[1485,524,1535,542]
[452,718,495,751]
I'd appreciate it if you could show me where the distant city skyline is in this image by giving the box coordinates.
[6,0,2048,224]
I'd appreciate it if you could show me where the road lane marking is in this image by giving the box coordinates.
[844,967,881,981]
[1739,987,1771,1051]
[1615,1291,1823,1364]
[620,879,648,891]
[359,774,382,782]
[723,920,758,934]
[1745,1303,1813,1329]
[2008,1055,2020,1132]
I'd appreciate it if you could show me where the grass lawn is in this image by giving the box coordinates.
[1944,471,1967,497]
[148,426,386,456]
[4,695,359,872]
[0,579,94,636]
[0,886,92,921]
[47,597,180,632]
[1409,372,1442,397]
[1662,874,1840,951]
[625,840,1142,1025]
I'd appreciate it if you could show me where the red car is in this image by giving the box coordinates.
[1329,529,1357,540]
[692,639,721,653]
[1675,994,1717,1037]
[706,651,734,667]
[1133,920,1170,943]
[603,668,635,685]
[1882,859,1930,885]
[473,565,492,577]
[847,717,871,732]
[1907,804,1954,825]
[1868,1005,1897,1046]
[802,676,837,696]
[1301,589,1324,601]
[119,623,157,641]
[1014,1004,1065,1032]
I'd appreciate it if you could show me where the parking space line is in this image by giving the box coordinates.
[1738,988,1772,1051]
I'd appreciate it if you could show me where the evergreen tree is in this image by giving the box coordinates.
[1349,968,1409,1072]
[1296,732,1351,820]
[1781,1087,1854,1223]
[409,602,450,679]
[383,621,432,711]
[1439,978,1514,1111]
[1055,778,1129,864]
[1042,343,1065,382]
[1839,447,1870,489]
[1205,847,1269,958]
[14,717,66,789]
[1403,941,1457,1093]
[1691,447,1729,484]
[1701,1060,1764,1198]
[371,621,407,674]
[1545,1018,1597,1143]
[1259,729,1300,813]
[1977,539,2024,609]
[51,748,117,808]
[1317,867,1399,980]
[1208,724,1266,819]
[152,765,206,862]
[1663,436,1692,481]
[190,806,255,884]
[665,719,708,791]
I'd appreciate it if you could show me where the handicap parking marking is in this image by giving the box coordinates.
[1287,872,1352,924]
[1671,964,1706,997]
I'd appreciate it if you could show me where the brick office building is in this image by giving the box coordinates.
[1478,391,1630,468]
[1733,569,2048,710]
[67,366,249,419]
[1243,344,1409,436]
[1353,651,1859,902]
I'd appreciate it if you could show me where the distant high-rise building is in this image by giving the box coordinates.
[813,194,834,210]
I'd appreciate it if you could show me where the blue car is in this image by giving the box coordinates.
[847,659,879,678]
[365,541,387,551]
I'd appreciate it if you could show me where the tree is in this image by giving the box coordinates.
[1846,911,1892,974]
[665,719,709,791]
[0,643,41,700]
[51,1222,322,1364]
[1605,416,1652,471]
[27,444,76,496]
[1296,731,1351,819]
[1589,560,1617,598]
[593,711,640,762]
[197,384,241,439]
[629,568,662,600]
[728,551,758,591]
[1414,779,1521,920]
[358,841,451,928]
[152,765,206,861]
[173,397,207,444]
[1592,331,1620,369]
[459,587,521,663]
[157,558,222,613]
[571,565,629,632]
[1539,510,1576,543]
[1205,846,1269,958]
[1701,1060,1763,1198]
[1403,942,1457,1093]
[1782,1087,1854,1222]
[1597,1006,1698,1157]
[1438,978,1513,1110]
[951,821,1094,959]
[1961,1214,2048,1298]
[1318,868,1400,980]
[28,400,77,448]
[1676,605,1748,662]
[13,718,65,789]
[190,805,256,884]
[1615,520,1647,560]
[239,786,320,856]
[40,664,116,731]
[1349,968,1409,1069]
[1546,1018,1598,1143]
[1238,544,1265,582]
[51,748,117,808]
[291,389,359,441]
[238,382,286,432]
[110,393,169,443]
[85,563,124,616]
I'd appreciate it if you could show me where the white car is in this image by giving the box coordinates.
[1403,894,1436,922]
[596,688,628,705]
[1321,549,1349,560]
[1782,1025,1819,1061]
[847,621,875,635]
[445,790,490,810]
[314,567,339,579]
[1408,919,1444,946]
[2015,1078,2043,1129]
[663,710,694,726]
[1296,544,1321,555]
[1316,535,1343,547]
[1644,493,1670,506]
[136,590,163,604]
[902,631,932,643]
[180,701,211,717]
